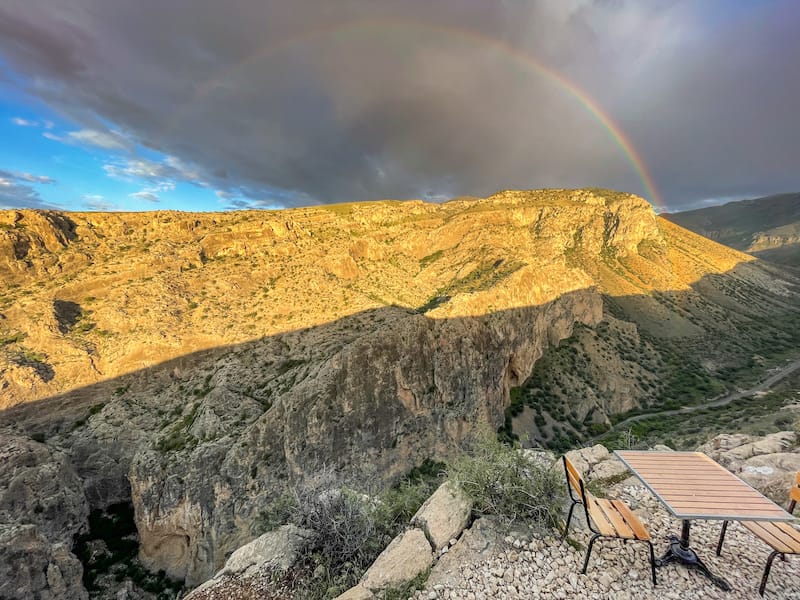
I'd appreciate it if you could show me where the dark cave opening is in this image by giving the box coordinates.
[72,502,184,599]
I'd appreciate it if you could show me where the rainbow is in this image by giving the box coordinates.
[175,18,662,209]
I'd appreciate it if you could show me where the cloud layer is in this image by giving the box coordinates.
[0,169,57,209]
[1,0,798,209]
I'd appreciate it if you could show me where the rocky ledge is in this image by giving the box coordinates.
[409,433,800,600]
[185,430,800,599]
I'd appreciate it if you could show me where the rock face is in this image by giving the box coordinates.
[0,433,88,545]
[1,189,799,591]
[0,434,89,599]
[0,524,88,600]
[697,431,800,503]
[127,288,601,585]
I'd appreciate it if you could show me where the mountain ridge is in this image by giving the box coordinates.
[663,192,800,266]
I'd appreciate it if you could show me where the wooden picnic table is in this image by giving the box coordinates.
[615,450,795,591]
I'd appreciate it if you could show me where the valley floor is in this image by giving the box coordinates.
[414,481,799,600]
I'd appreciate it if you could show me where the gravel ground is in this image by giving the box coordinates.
[412,482,800,600]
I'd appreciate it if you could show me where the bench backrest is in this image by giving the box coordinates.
[789,472,800,513]
[563,455,589,504]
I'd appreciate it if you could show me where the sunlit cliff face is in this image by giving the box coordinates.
[0,188,756,407]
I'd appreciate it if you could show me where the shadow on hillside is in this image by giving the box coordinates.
[2,261,799,446]
[751,243,800,270]
[1,262,800,587]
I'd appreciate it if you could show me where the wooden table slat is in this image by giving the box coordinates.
[615,451,794,522]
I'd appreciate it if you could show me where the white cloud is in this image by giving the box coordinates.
[68,128,129,149]
[129,190,160,202]
[0,169,59,209]
[82,194,116,211]
[104,158,166,180]
[104,156,204,195]
[12,117,39,127]
[45,128,131,150]
[15,172,55,184]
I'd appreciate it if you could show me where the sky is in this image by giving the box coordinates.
[0,0,798,213]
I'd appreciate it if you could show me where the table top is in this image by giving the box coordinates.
[615,450,795,522]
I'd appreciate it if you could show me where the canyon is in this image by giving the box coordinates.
[1,189,799,597]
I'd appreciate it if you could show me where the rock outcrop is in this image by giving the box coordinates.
[412,481,472,551]
[0,524,88,600]
[697,431,800,503]
[0,432,88,545]
[0,433,89,599]
[360,528,433,592]
[187,524,313,599]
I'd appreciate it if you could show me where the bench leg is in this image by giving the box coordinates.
[563,501,577,538]
[647,540,657,587]
[759,551,781,596]
[716,520,729,556]
[582,534,600,574]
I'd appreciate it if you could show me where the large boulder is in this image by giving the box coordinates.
[187,524,313,598]
[334,584,375,600]
[739,453,800,505]
[222,524,313,577]
[590,456,629,482]
[564,444,610,479]
[698,431,797,471]
[697,431,800,504]
[411,481,472,551]
[360,528,433,592]
[425,518,501,590]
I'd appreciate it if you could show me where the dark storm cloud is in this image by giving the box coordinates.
[0,169,59,209]
[0,0,798,209]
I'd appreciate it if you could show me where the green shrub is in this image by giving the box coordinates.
[448,431,564,530]
[383,568,431,599]
[282,462,440,599]
[256,491,298,533]
[0,331,25,345]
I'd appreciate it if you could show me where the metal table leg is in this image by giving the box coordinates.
[655,520,731,591]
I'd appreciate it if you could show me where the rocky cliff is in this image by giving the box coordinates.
[1,189,799,596]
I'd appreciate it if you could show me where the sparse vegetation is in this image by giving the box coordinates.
[271,461,442,599]
[0,331,26,345]
[600,382,800,450]
[419,249,444,269]
[417,258,525,313]
[448,431,564,530]
[155,403,200,453]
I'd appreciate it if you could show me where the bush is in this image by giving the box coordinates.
[281,463,440,599]
[256,491,298,534]
[448,431,564,530]
[293,484,384,575]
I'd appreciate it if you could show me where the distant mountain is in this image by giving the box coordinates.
[663,193,800,267]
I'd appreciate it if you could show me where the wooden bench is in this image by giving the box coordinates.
[716,472,800,596]
[562,455,656,585]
